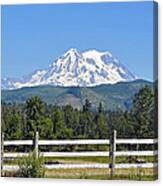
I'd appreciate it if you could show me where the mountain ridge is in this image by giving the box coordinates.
[2,79,152,111]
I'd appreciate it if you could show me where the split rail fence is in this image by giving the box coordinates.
[1,130,158,177]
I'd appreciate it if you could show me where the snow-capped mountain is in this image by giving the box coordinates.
[2,48,137,89]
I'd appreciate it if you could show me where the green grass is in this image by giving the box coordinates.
[4,167,157,180]
[45,168,157,180]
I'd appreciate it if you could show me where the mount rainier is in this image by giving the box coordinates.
[2,48,137,89]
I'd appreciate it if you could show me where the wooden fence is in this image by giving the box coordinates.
[1,130,158,177]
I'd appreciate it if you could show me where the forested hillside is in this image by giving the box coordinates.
[1,85,157,140]
[2,79,152,110]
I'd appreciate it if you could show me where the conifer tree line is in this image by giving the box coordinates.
[1,85,157,140]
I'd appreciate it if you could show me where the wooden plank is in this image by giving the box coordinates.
[3,165,19,171]
[4,140,33,146]
[1,133,4,176]
[4,153,29,158]
[115,163,158,169]
[41,151,110,157]
[45,163,158,169]
[34,131,39,158]
[38,139,110,145]
[45,163,109,169]
[4,151,110,158]
[3,138,157,146]
[3,163,157,171]
[115,150,158,156]
[4,150,157,158]
[116,139,158,144]
[110,130,117,177]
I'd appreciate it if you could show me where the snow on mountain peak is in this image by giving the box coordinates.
[2,48,137,89]
[67,47,79,53]
[83,49,112,58]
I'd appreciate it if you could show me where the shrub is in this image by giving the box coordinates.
[17,151,45,178]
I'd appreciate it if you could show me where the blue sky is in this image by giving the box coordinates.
[2,1,155,80]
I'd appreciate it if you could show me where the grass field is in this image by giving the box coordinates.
[45,168,157,180]
[4,167,157,180]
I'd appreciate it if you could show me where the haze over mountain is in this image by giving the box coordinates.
[2,48,137,90]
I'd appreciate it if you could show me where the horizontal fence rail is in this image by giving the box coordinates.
[4,138,158,146]
[4,151,109,158]
[1,130,158,177]
[4,140,33,146]
[4,150,158,158]
[115,150,158,157]
[39,139,110,145]
[116,138,158,144]
[3,163,158,171]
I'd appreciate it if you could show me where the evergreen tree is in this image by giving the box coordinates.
[83,99,91,112]
[25,96,45,138]
[98,102,103,113]
[52,106,73,139]
[95,102,109,138]
[130,86,154,138]
[38,117,53,139]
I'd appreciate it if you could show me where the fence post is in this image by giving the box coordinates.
[110,130,117,178]
[34,131,39,158]
[1,133,4,177]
